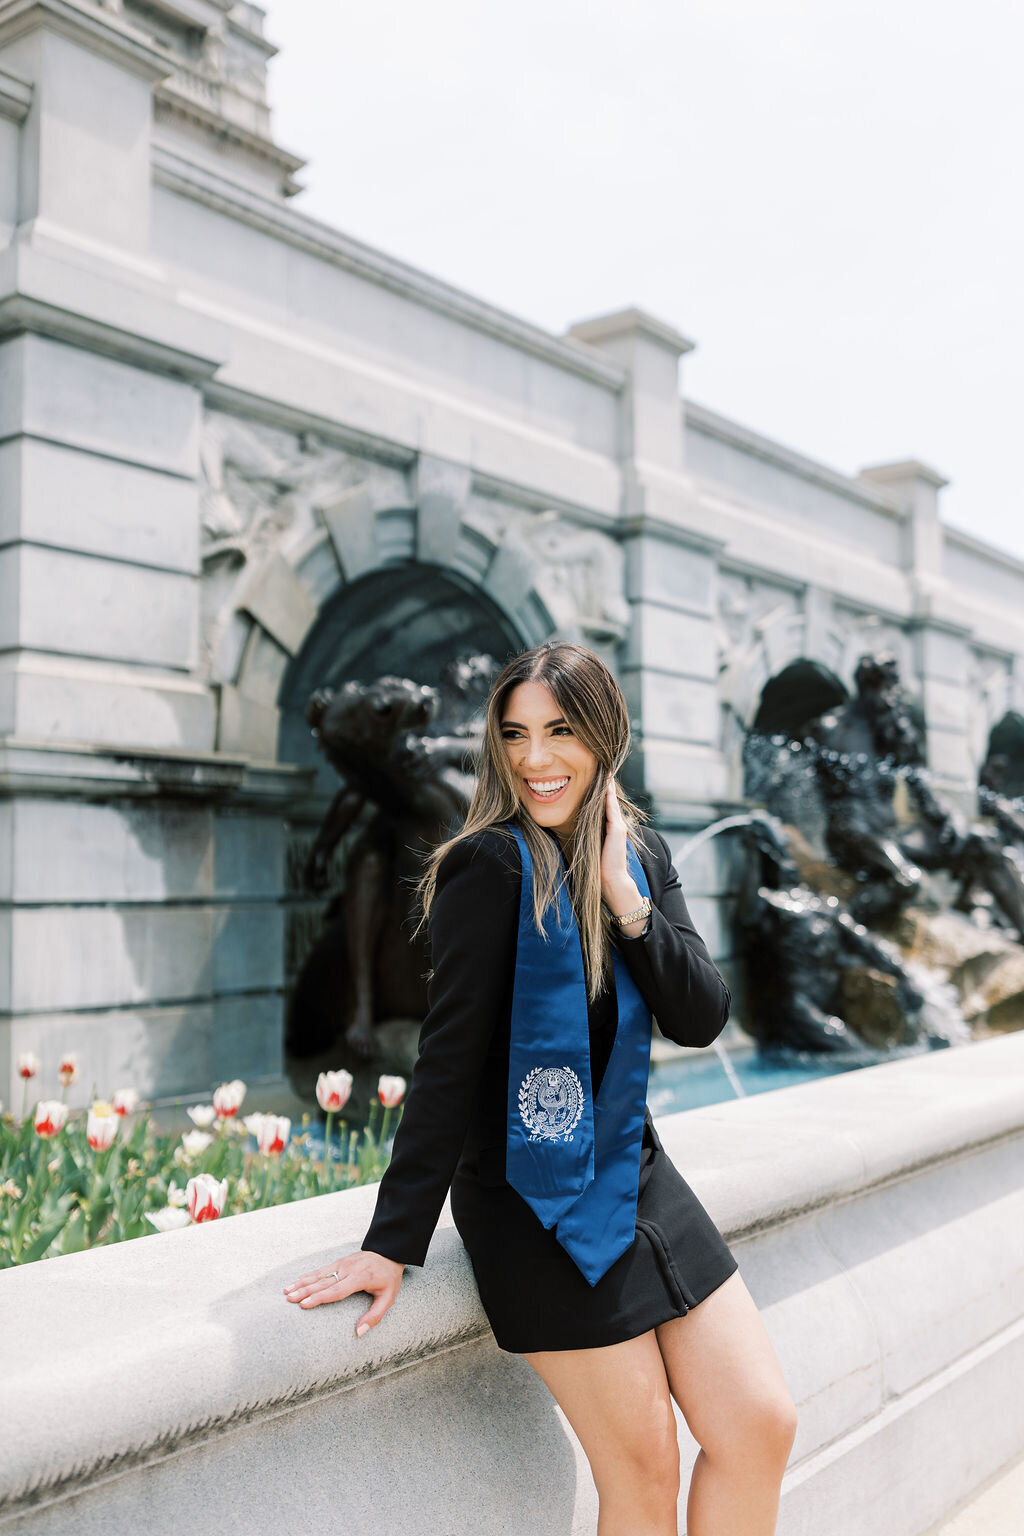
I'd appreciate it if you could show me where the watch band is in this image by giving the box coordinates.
[612,896,652,928]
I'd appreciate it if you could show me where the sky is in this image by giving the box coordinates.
[265,0,1024,561]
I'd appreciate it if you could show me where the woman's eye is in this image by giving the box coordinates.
[552,726,572,736]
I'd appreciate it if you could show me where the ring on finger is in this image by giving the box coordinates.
[331,1269,340,1282]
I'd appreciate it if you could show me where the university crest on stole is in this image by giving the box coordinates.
[518,1065,585,1142]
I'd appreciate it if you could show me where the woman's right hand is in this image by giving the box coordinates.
[283,1250,405,1336]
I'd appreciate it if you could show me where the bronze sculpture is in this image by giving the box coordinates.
[286,657,498,1067]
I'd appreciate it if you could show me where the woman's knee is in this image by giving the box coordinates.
[704,1389,798,1470]
[594,1409,680,1505]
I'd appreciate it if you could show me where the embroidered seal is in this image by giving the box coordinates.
[518,1065,585,1142]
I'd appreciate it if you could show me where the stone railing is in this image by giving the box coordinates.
[2,1034,1023,1535]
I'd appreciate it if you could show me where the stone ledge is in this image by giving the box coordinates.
[0,736,313,803]
[0,1032,1021,1522]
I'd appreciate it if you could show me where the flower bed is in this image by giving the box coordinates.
[0,1052,404,1267]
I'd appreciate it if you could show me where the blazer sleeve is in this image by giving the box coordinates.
[359,830,519,1268]
[613,827,731,1049]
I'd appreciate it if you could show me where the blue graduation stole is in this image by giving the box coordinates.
[505,821,654,1286]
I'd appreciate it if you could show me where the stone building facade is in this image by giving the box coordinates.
[2,0,1023,1108]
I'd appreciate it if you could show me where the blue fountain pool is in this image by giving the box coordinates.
[646,1040,937,1116]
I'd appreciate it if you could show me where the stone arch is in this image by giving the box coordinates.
[211,471,595,760]
[277,565,523,786]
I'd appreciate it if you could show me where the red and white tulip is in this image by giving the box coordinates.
[34,1100,69,1137]
[58,1053,78,1088]
[316,1069,353,1113]
[18,1052,40,1080]
[256,1115,290,1155]
[377,1075,407,1108]
[212,1079,246,1119]
[186,1173,228,1223]
[86,1102,119,1152]
[112,1087,139,1116]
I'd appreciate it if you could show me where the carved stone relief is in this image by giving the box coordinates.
[198,409,404,681]
[482,504,631,641]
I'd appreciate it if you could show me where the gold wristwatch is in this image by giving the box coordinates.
[612,896,652,928]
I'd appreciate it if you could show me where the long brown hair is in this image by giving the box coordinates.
[415,641,651,1002]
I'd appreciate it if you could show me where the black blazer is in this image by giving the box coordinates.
[360,824,730,1268]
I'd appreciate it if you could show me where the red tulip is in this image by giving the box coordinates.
[34,1100,69,1137]
[186,1173,228,1223]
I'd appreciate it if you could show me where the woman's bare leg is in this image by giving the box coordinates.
[523,1330,681,1536]
[655,1269,798,1536]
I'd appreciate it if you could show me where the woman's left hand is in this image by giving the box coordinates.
[600,775,643,914]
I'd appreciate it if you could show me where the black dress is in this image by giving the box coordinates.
[360,823,739,1354]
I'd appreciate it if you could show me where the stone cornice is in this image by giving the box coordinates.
[0,736,314,803]
[153,81,305,193]
[0,0,175,83]
[0,64,31,121]
[943,522,1024,580]
[685,398,906,519]
[469,469,618,528]
[0,239,230,381]
[201,379,418,471]
[619,509,726,554]
[860,456,950,491]
[150,147,628,392]
[570,305,697,358]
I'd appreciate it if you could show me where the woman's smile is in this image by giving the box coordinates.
[524,775,571,802]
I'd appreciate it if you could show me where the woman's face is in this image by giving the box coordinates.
[500,680,599,838]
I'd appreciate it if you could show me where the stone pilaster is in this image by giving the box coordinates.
[860,459,973,795]
[567,308,729,829]
[0,0,229,751]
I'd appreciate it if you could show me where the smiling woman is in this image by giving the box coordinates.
[283,641,797,1536]
[501,683,597,817]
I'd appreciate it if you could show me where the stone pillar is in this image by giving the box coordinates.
[0,0,229,750]
[0,1,277,1113]
[568,306,694,491]
[567,308,732,969]
[859,459,973,796]
[567,308,726,818]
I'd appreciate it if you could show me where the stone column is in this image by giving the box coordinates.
[567,309,727,818]
[567,308,732,969]
[859,459,974,796]
[0,0,230,750]
[0,1,289,1114]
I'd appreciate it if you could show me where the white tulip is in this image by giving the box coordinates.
[180,1130,214,1157]
[146,1207,191,1233]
